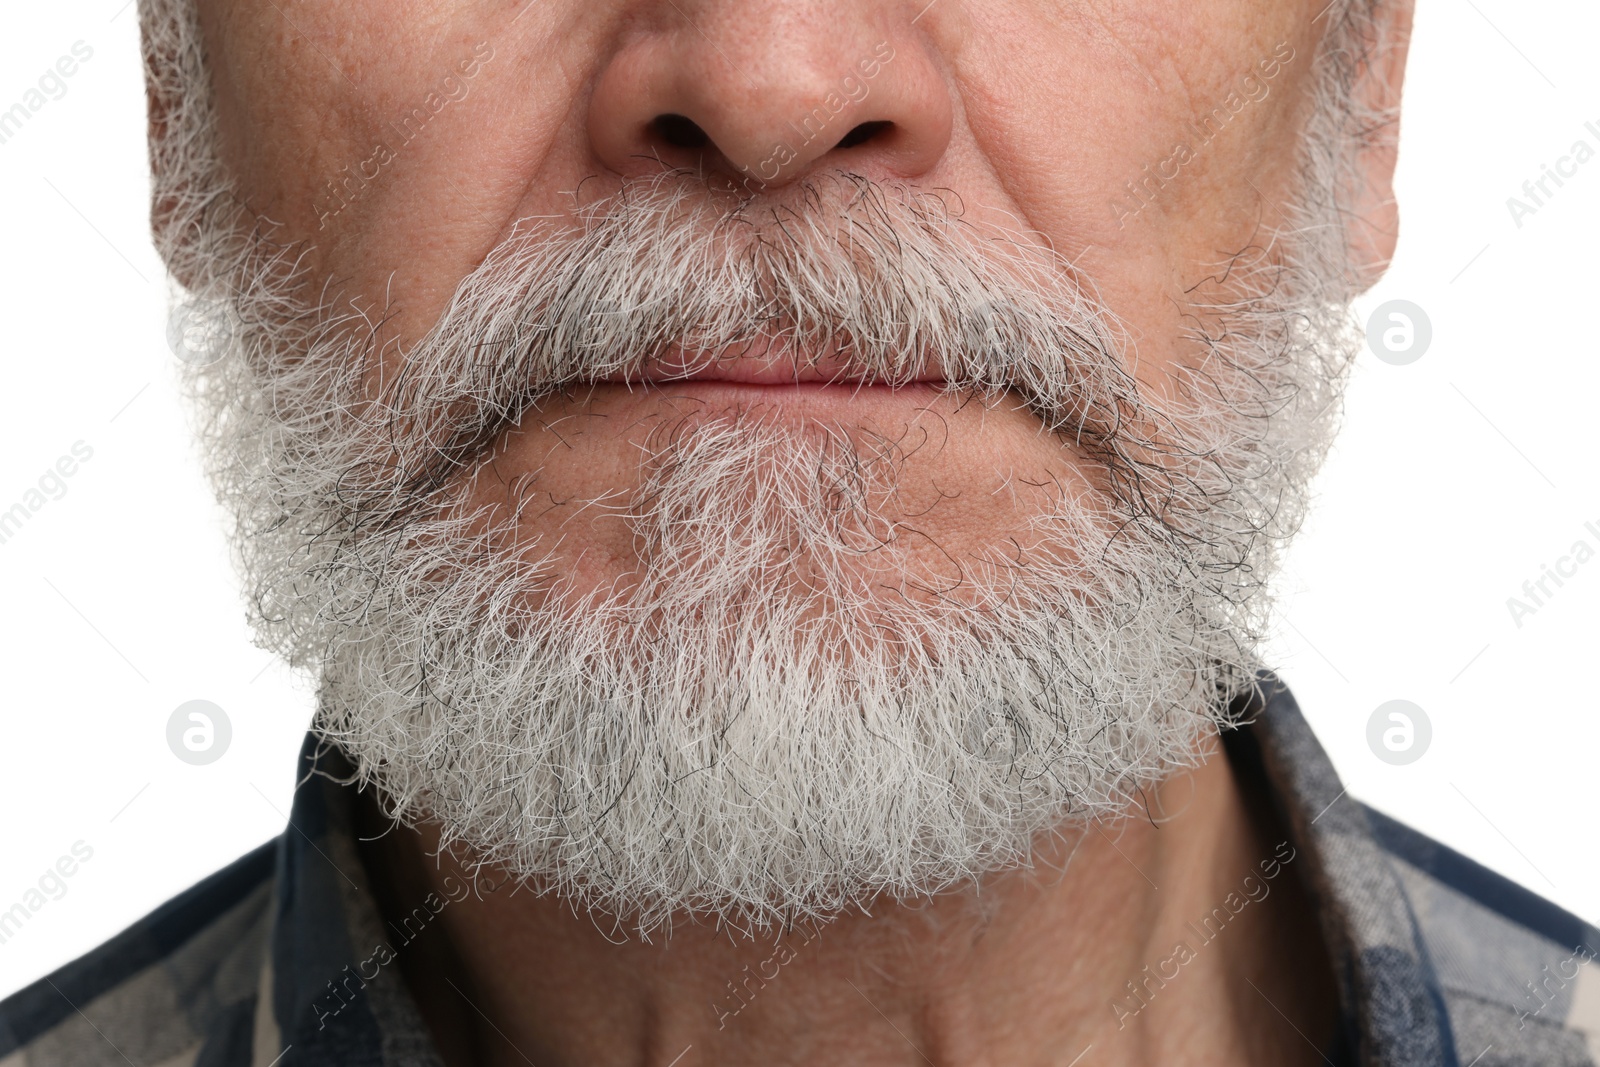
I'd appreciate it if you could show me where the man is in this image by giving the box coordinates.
[2,0,1595,1063]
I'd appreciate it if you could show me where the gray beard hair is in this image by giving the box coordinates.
[142,0,1370,933]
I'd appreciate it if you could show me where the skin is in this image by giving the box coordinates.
[163,0,1413,1062]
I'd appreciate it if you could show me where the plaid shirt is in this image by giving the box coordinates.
[3,675,1597,1066]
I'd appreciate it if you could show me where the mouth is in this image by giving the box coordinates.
[586,349,955,434]
[598,342,948,391]
[409,345,983,503]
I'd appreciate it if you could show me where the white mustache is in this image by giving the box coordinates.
[369,172,1146,495]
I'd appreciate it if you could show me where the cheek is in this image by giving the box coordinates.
[198,3,560,274]
[200,3,398,253]
[949,2,1321,388]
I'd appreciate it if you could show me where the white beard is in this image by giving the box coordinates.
[312,412,1243,932]
[140,0,1367,934]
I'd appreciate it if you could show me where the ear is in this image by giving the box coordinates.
[1341,0,1416,293]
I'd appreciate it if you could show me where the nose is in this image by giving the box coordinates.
[587,2,953,190]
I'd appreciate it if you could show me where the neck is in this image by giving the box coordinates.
[355,737,1336,1066]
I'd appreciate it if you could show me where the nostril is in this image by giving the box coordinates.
[651,113,710,150]
[834,120,892,150]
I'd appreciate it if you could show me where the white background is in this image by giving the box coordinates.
[1,0,1596,998]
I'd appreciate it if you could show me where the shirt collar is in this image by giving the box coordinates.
[265,736,444,1067]
[1225,675,1459,1065]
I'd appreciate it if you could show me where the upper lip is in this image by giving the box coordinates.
[600,342,948,388]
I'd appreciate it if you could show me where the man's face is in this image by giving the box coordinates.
[144,0,1399,929]
[202,0,1315,584]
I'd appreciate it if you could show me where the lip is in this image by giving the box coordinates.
[597,344,946,389]
[580,349,955,430]
[430,347,957,491]
[607,379,950,410]
[585,377,952,424]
